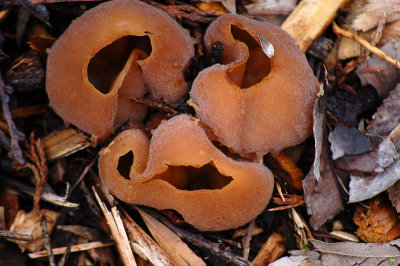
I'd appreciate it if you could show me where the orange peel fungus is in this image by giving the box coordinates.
[190,14,319,156]
[98,115,274,231]
[46,0,194,139]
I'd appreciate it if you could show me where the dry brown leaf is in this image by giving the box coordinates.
[310,238,400,258]
[137,208,206,266]
[367,83,400,148]
[268,151,304,191]
[352,0,400,32]
[335,137,398,176]
[348,141,399,203]
[303,79,343,230]
[329,123,372,160]
[9,209,59,252]
[356,40,400,98]
[388,181,400,212]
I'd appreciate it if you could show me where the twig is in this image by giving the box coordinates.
[92,187,137,266]
[389,124,400,144]
[57,236,74,266]
[131,96,179,116]
[0,72,25,164]
[332,22,400,70]
[121,208,174,266]
[0,228,33,241]
[0,104,48,120]
[29,241,114,259]
[139,207,252,266]
[41,215,56,266]
[67,154,98,199]
[0,175,79,208]
[242,219,255,260]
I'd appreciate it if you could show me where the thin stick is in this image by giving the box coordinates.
[389,124,400,144]
[242,219,255,260]
[332,22,400,70]
[0,175,79,208]
[41,215,56,266]
[67,155,98,199]
[57,237,74,266]
[29,241,114,259]
[139,207,252,266]
[92,187,137,266]
[121,208,174,266]
[0,229,33,241]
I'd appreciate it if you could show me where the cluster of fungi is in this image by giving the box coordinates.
[46,0,318,231]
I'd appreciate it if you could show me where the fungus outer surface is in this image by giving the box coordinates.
[98,115,274,231]
[46,0,194,138]
[190,14,319,156]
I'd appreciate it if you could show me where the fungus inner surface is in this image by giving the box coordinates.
[230,25,271,88]
[116,153,233,190]
[88,35,152,94]
[154,164,233,191]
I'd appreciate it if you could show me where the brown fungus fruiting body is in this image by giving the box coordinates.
[190,14,319,156]
[98,115,274,231]
[46,0,194,138]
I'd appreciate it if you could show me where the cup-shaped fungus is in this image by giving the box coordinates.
[98,114,274,231]
[190,14,319,156]
[46,0,194,138]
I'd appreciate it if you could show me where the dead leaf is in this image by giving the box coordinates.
[5,50,44,92]
[352,0,400,32]
[367,83,400,149]
[303,164,344,230]
[310,238,400,258]
[303,77,344,230]
[356,40,400,98]
[335,137,398,175]
[329,123,372,160]
[220,0,235,14]
[9,209,59,252]
[137,208,206,266]
[14,0,50,27]
[0,73,25,164]
[349,158,400,203]
[321,253,397,265]
[268,255,305,266]
[27,35,56,55]
[379,20,400,45]
[388,181,400,212]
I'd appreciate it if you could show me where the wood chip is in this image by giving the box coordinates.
[281,0,351,52]
[137,208,206,266]
[42,128,95,160]
[252,233,286,266]
[93,188,137,266]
